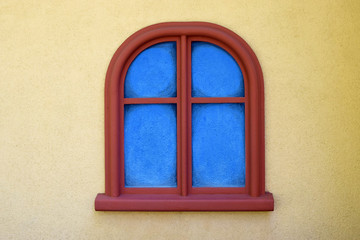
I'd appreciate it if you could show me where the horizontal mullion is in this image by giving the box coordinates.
[191,97,246,103]
[124,98,178,104]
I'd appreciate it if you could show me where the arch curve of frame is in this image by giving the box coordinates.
[106,22,263,99]
[97,22,273,211]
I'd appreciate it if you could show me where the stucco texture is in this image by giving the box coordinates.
[1,0,359,239]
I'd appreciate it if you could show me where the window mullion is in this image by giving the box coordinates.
[180,35,189,196]
[123,98,178,104]
[190,97,246,104]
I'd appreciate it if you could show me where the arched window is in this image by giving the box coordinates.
[95,22,274,211]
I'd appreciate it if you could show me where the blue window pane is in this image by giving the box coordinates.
[124,104,177,187]
[191,42,244,97]
[125,42,177,98]
[192,103,245,187]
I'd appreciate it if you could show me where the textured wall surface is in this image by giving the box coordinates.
[1,0,359,239]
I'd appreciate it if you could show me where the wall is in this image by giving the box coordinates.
[1,0,359,239]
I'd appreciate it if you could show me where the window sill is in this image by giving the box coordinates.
[95,192,274,211]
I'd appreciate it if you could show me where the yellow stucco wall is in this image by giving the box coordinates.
[1,0,359,239]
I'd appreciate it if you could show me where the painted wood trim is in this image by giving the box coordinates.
[123,98,178,104]
[95,192,274,211]
[190,97,246,103]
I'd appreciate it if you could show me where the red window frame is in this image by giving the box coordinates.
[95,22,274,211]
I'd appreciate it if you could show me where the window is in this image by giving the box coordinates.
[95,22,274,211]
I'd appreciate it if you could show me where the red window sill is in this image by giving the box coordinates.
[95,192,274,211]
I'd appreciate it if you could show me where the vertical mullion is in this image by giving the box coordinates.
[180,35,188,196]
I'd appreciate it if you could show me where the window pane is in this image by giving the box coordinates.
[124,104,177,187]
[191,42,244,97]
[192,103,245,187]
[125,42,177,98]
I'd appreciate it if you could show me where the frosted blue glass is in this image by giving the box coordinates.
[125,42,177,98]
[124,104,177,187]
[192,103,245,187]
[191,42,244,97]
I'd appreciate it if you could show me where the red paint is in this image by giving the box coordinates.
[95,193,274,211]
[96,22,274,211]
[191,97,245,103]
[123,98,178,104]
[180,35,188,196]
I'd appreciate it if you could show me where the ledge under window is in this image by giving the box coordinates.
[95,193,274,211]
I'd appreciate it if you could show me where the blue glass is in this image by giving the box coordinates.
[124,104,177,187]
[124,42,177,98]
[191,42,244,97]
[192,103,245,187]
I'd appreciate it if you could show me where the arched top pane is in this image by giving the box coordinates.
[191,42,244,97]
[125,42,177,98]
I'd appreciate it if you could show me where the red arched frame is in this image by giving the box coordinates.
[95,22,274,211]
